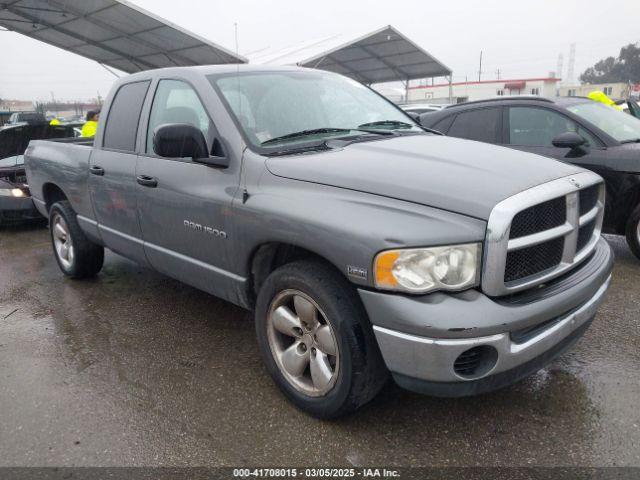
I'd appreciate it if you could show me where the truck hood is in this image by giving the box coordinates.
[265,134,584,220]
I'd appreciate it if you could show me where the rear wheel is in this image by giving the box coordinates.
[625,204,640,261]
[255,260,388,419]
[49,201,104,278]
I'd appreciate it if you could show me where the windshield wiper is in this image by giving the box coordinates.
[358,120,414,129]
[621,138,640,144]
[359,120,443,136]
[262,128,355,145]
[262,139,334,156]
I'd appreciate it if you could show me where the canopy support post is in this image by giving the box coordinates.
[404,78,410,104]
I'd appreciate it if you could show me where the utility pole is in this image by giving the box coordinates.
[50,91,58,116]
[556,53,564,83]
[478,51,483,82]
[567,44,576,85]
[495,69,501,80]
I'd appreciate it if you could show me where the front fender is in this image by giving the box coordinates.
[231,174,487,289]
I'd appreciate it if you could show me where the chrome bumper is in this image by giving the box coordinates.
[372,275,610,384]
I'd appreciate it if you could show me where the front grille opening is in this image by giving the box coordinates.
[453,346,498,379]
[577,219,596,252]
[579,185,599,216]
[504,237,564,283]
[509,196,566,239]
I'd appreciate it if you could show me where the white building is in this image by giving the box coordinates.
[407,77,561,104]
[558,82,631,99]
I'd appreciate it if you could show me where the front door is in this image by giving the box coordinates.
[505,106,610,176]
[136,78,241,299]
[89,80,151,265]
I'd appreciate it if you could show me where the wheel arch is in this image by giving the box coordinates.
[610,181,640,234]
[245,242,348,309]
[42,183,68,213]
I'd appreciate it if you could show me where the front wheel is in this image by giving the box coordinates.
[49,201,104,278]
[255,260,388,419]
[625,205,640,261]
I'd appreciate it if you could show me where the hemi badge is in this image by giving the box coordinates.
[347,266,368,280]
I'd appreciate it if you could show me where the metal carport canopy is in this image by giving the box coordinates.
[248,25,452,85]
[0,0,247,73]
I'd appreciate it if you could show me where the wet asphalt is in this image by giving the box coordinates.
[0,225,638,467]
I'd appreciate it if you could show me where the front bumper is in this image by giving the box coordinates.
[0,195,42,224]
[359,238,613,396]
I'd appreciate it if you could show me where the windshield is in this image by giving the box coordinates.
[210,70,421,150]
[567,101,640,143]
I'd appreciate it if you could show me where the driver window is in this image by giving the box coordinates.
[146,79,211,154]
[508,107,600,147]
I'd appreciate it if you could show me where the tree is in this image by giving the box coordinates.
[580,43,640,84]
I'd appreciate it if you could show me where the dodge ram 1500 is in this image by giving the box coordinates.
[25,65,613,418]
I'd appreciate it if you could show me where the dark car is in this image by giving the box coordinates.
[0,123,78,226]
[5,111,47,126]
[419,96,640,259]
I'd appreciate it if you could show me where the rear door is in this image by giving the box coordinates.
[135,78,240,298]
[445,107,502,144]
[89,80,150,264]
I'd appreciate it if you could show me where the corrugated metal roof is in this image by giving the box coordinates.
[0,0,246,73]
[248,25,451,84]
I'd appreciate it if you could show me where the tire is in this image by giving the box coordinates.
[255,260,388,419]
[625,204,640,261]
[49,200,104,279]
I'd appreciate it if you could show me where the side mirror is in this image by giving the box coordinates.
[552,132,586,150]
[153,123,229,168]
[154,123,208,159]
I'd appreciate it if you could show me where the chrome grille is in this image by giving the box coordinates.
[579,184,599,216]
[483,172,605,297]
[509,196,566,239]
[504,237,564,282]
[577,219,597,252]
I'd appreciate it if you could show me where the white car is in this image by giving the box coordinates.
[399,103,449,115]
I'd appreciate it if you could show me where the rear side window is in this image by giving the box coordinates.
[447,108,501,143]
[103,81,150,152]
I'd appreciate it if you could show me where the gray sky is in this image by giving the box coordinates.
[1,0,638,101]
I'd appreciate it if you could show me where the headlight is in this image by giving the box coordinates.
[374,243,482,294]
[0,188,25,197]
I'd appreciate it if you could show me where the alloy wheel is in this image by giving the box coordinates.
[266,289,340,397]
[52,214,74,270]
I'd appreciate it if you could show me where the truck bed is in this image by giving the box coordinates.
[47,136,94,146]
[25,139,95,220]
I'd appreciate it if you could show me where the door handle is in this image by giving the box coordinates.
[89,166,105,176]
[136,175,158,188]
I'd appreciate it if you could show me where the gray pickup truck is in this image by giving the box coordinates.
[25,65,613,418]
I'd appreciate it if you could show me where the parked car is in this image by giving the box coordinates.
[419,96,640,259]
[620,99,640,119]
[0,123,79,225]
[399,103,448,115]
[25,66,612,418]
[5,111,47,126]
